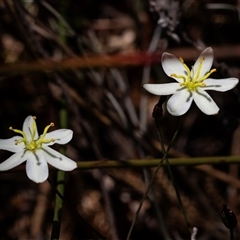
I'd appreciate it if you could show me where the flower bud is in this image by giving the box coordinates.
[152,96,167,120]
[220,204,237,229]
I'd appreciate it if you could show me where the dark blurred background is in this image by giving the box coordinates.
[0,0,240,239]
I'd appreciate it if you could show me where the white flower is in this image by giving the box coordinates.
[0,116,77,183]
[143,47,239,116]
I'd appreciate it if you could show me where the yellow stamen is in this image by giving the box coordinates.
[9,126,28,142]
[179,57,184,62]
[9,119,55,152]
[171,56,216,91]
[35,123,54,146]
[178,57,191,78]
[171,73,187,82]
[192,57,204,81]
[197,68,216,82]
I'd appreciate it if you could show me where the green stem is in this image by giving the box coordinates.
[155,118,191,233]
[50,171,66,240]
[50,107,68,240]
[73,155,240,169]
[126,117,184,240]
[230,228,234,240]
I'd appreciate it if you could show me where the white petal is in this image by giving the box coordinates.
[203,78,239,92]
[26,151,48,183]
[43,129,73,146]
[41,146,77,171]
[193,90,219,115]
[143,83,180,95]
[0,136,24,152]
[23,116,39,140]
[161,52,187,82]
[0,150,28,170]
[167,89,193,116]
[192,47,213,79]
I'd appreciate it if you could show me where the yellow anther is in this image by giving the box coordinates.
[9,126,13,130]
[179,57,184,63]
[32,116,36,120]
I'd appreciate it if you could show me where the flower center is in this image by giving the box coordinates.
[10,116,55,152]
[170,57,216,91]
